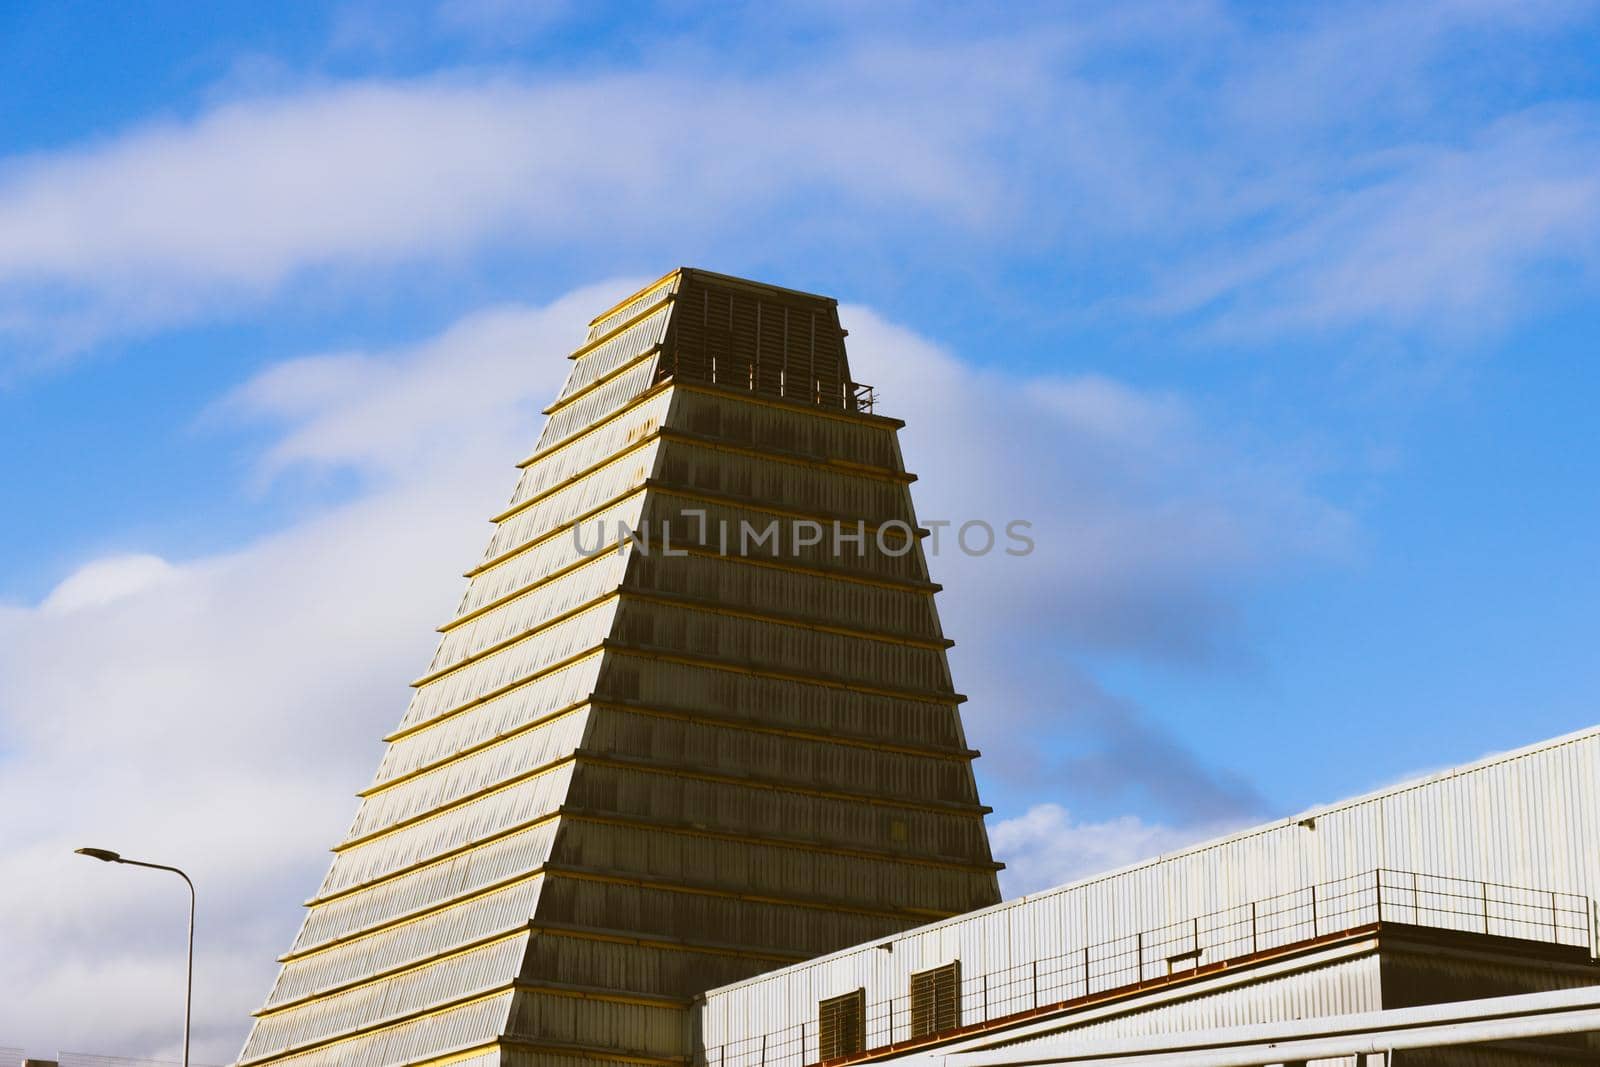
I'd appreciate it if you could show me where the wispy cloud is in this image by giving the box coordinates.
[989,803,1247,898]
[1149,108,1600,337]
[5,1,1595,362]
[0,58,1032,357]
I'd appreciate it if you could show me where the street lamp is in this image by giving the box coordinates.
[75,847,194,1067]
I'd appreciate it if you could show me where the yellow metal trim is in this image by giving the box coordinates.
[497,422,912,529]
[309,808,564,908]
[586,269,683,329]
[501,1035,686,1067]
[568,292,674,361]
[603,642,966,706]
[466,484,646,577]
[493,433,658,524]
[440,542,625,634]
[518,379,674,468]
[334,755,575,854]
[621,589,953,651]
[531,919,807,964]
[257,928,529,1017]
[542,863,938,922]
[562,806,1001,876]
[367,683,974,807]
[542,346,662,417]
[431,554,946,695]
[514,978,688,1009]
[285,870,545,962]
[414,583,616,687]
[677,265,839,307]
[589,698,974,762]
[673,541,938,594]
[522,371,903,475]
[237,986,514,1067]
[297,787,991,960]
[426,579,944,695]
[363,702,588,797]
[455,534,935,646]
[646,482,927,542]
[412,1043,503,1067]
[576,752,989,821]
[386,644,605,743]
[658,426,915,484]
[468,473,927,585]
[669,378,905,429]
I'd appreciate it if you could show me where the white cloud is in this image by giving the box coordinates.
[0,62,1020,354]
[849,305,1348,664]
[0,291,603,1060]
[989,803,1246,898]
[0,287,1340,1059]
[40,554,177,614]
[1151,109,1600,337]
[214,282,630,481]
[3,4,1598,360]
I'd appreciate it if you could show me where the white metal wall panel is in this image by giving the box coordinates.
[1000,953,1383,1049]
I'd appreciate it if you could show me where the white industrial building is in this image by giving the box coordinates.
[693,725,1600,1065]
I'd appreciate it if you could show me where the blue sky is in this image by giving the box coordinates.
[3,1,1600,1059]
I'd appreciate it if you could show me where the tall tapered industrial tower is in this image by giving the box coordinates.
[239,269,1001,1067]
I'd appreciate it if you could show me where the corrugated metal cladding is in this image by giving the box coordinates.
[1001,950,1384,1049]
[694,726,1600,1051]
[238,269,1001,1067]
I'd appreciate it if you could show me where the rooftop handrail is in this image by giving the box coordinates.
[695,867,1594,1067]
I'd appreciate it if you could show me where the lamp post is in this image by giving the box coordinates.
[76,847,194,1067]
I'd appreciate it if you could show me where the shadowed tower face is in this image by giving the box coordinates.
[238,269,1002,1067]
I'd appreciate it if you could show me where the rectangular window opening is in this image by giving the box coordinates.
[818,988,866,1059]
[910,960,961,1038]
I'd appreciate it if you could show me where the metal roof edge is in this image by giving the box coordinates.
[585,268,841,329]
[676,267,839,306]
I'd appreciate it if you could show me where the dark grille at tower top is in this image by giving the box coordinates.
[644,268,879,414]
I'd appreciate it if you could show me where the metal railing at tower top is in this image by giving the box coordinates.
[654,344,879,416]
[694,868,1595,1067]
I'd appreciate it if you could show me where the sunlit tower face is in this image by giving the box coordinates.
[238,269,999,1067]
